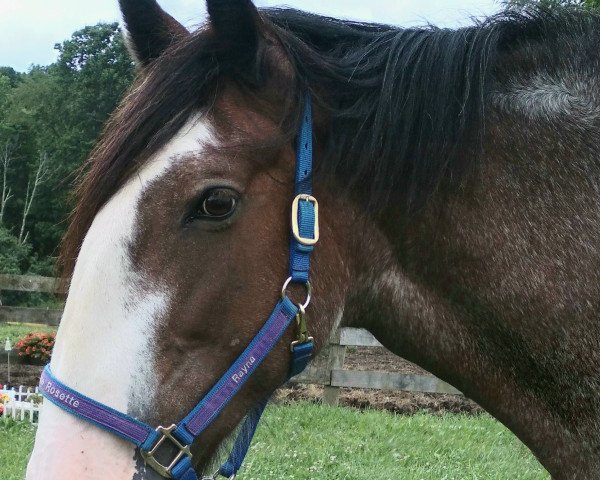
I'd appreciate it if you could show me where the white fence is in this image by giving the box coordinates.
[0,385,42,424]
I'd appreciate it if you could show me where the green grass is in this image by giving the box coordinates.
[0,403,549,480]
[0,323,57,345]
[0,419,36,480]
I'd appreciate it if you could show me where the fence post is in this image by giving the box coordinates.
[323,329,346,406]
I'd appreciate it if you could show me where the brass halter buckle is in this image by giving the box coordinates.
[291,194,319,246]
[140,424,192,478]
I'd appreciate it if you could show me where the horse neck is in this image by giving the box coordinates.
[340,168,599,478]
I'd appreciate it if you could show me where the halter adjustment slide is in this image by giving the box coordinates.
[141,424,193,479]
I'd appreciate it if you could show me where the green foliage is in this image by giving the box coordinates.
[0,67,23,87]
[0,225,31,274]
[0,224,54,276]
[1,404,549,480]
[0,22,135,269]
[0,323,57,345]
[48,22,134,176]
[0,225,56,306]
[502,0,600,8]
[0,419,36,480]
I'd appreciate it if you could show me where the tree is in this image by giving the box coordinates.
[502,0,600,8]
[0,22,135,261]
[18,151,49,244]
[0,140,15,224]
[0,67,22,87]
[0,22,136,286]
[53,22,135,151]
[0,225,32,275]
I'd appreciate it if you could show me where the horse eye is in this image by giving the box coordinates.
[197,188,238,220]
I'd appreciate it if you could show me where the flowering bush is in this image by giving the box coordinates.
[28,393,43,405]
[15,332,56,363]
[0,392,10,415]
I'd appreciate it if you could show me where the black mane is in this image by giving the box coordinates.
[265,6,600,209]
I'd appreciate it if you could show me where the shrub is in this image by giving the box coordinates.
[0,391,10,415]
[0,225,31,275]
[15,332,56,363]
[27,393,43,405]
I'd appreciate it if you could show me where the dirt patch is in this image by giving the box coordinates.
[344,346,426,374]
[0,347,483,415]
[275,347,482,414]
[275,384,481,414]
[0,363,43,388]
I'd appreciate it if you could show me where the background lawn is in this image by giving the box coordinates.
[0,323,57,345]
[0,420,36,480]
[1,403,549,480]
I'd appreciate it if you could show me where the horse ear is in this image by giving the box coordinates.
[206,0,261,66]
[119,0,189,66]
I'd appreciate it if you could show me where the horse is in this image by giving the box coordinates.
[25,0,600,478]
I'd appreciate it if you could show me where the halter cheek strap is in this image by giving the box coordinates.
[40,95,318,480]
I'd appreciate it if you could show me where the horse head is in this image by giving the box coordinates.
[26,1,364,478]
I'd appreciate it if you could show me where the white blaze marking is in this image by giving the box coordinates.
[27,116,213,480]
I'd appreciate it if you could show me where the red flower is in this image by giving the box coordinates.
[15,332,55,363]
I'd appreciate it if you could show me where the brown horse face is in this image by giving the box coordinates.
[126,102,341,469]
[27,86,345,480]
[27,2,352,479]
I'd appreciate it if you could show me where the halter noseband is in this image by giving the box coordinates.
[39,95,318,480]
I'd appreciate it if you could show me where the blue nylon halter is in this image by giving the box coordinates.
[40,95,317,480]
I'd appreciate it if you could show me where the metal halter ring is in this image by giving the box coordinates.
[281,276,312,310]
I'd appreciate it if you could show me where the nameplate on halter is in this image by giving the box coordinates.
[42,377,81,408]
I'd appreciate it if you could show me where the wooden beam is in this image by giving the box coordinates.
[290,363,329,385]
[337,327,383,347]
[323,343,347,406]
[0,274,66,294]
[0,306,62,326]
[331,370,462,395]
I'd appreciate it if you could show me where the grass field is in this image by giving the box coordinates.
[1,420,36,480]
[0,323,57,345]
[1,403,549,480]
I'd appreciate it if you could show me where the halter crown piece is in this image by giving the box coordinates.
[39,95,318,480]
